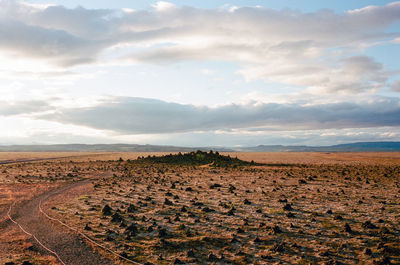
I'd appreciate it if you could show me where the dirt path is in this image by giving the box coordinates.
[6,179,115,265]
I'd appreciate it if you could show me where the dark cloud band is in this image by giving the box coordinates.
[39,97,400,134]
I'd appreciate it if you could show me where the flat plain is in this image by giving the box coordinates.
[0,151,399,265]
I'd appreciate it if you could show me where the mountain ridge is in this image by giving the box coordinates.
[239,141,400,152]
[0,142,400,152]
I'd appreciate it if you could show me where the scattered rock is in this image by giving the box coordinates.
[202,207,214,212]
[164,198,173,206]
[365,248,372,255]
[111,212,123,223]
[362,220,378,229]
[283,203,292,211]
[227,208,235,216]
[345,223,353,233]
[272,242,285,253]
[208,253,219,261]
[187,250,195,257]
[174,258,185,264]
[210,183,222,189]
[158,228,168,238]
[102,204,112,216]
[272,225,282,234]
[127,204,137,213]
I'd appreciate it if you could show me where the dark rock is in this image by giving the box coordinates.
[230,237,240,243]
[102,204,112,216]
[286,212,295,218]
[379,227,391,234]
[334,215,343,220]
[111,212,123,223]
[272,242,285,252]
[210,183,222,189]
[174,258,185,264]
[127,204,137,213]
[164,198,173,206]
[237,227,245,233]
[202,207,214,212]
[261,255,273,260]
[283,204,292,211]
[125,223,138,236]
[254,237,263,243]
[208,253,219,261]
[321,250,331,257]
[272,225,282,234]
[187,250,195,257]
[365,248,372,255]
[158,228,168,238]
[105,234,115,241]
[345,223,353,233]
[362,220,378,229]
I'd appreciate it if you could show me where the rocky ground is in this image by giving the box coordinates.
[1,152,399,264]
[48,152,400,264]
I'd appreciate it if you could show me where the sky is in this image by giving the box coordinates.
[0,0,400,147]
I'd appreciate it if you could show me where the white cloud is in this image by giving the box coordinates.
[0,1,398,93]
[201,69,216,75]
[1,1,400,146]
[2,96,400,146]
[392,80,400,92]
[0,100,52,115]
[151,1,176,11]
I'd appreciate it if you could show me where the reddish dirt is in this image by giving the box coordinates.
[1,152,399,264]
[4,179,115,265]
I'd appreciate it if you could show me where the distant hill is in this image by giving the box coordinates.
[0,144,233,152]
[240,142,400,152]
[0,142,399,152]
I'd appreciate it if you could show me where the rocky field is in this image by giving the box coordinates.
[1,151,399,264]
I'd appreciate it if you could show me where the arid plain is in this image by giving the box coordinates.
[0,152,399,265]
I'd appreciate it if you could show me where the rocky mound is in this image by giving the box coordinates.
[136,150,259,167]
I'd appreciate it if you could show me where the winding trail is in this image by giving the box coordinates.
[6,179,115,265]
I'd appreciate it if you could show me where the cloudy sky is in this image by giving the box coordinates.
[1,0,400,146]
